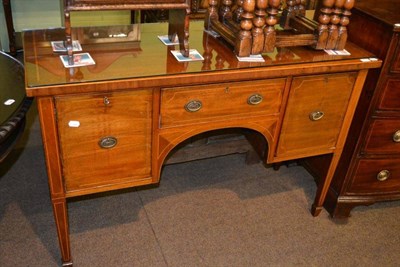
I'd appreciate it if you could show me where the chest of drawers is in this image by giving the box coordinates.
[23,22,380,266]
[303,0,400,218]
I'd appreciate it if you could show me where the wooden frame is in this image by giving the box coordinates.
[63,0,191,64]
[204,0,355,57]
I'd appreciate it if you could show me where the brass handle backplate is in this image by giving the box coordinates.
[377,170,390,181]
[248,94,263,105]
[393,130,400,143]
[99,136,117,149]
[309,111,325,121]
[185,100,202,112]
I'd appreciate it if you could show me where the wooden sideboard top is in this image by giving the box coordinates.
[355,0,400,29]
[23,21,380,97]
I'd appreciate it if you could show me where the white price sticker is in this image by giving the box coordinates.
[68,121,80,127]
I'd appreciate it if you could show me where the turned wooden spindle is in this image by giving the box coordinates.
[298,0,306,16]
[326,0,344,49]
[280,0,297,29]
[219,0,233,21]
[205,0,219,29]
[315,0,335,49]
[233,0,244,22]
[201,42,213,71]
[251,0,267,54]
[335,0,354,50]
[263,0,280,53]
[235,0,255,57]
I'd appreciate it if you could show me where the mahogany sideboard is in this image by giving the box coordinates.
[23,22,380,266]
[303,0,400,217]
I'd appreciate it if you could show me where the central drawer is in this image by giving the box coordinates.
[160,79,286,128]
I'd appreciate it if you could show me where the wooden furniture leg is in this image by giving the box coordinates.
[235,0,255,57]
[53,198,72,267]
[335,0,354,50]
[251,0,266,55]
[311,69,368,216]
[37,98,73,266]
[263,0,280,53]
[325,0,343,49]
[314,0,334,49]
[168,8,190,57]
[280,0,297,29]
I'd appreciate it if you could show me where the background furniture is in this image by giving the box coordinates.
[302,0,400,218]
[205,0,355,57]
[63,0,191,61]
[2,0,17,55]
[0,51,31,162]
[23,22,379,266]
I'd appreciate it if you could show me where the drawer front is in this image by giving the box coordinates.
[276,72,356,158]
[348,158,400,194]
[377,78,400,111]
[56,90,152,192]
[363,118,400,154]
[390,38,400,73]
[160,79,286,128]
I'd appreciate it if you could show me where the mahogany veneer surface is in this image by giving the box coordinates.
[23,21,381,266]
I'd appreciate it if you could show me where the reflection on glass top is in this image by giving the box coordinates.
[23,21,374,88]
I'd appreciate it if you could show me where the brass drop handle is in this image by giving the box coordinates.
[376,170,390,182]
[393,130,400,143]
[103,96,110,105]
[185,100,202,112]
[99,136,117,149]
[247,94,263,105]
[309,111,324,121]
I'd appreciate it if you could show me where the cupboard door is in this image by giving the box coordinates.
[56,90,152,194]
[276,73,356,160]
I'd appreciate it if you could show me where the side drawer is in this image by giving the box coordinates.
[276,72,356,159]
[363,118,400,154]
[56,90,153,193]
[160,79,286,128]
[377,78,400,111]
[348,158,400,194]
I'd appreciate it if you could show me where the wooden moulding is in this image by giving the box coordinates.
[204,0,355,57]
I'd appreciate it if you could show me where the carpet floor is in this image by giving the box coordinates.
[1,102,400,267]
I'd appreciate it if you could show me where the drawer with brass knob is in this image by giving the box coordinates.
[276,72,357,160]
[160,79,286,128]
[55,90,153,194]
[348,158,400,194]
[363,119,400,154]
